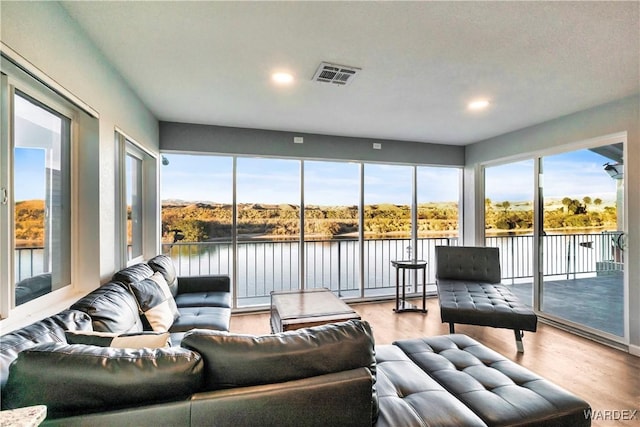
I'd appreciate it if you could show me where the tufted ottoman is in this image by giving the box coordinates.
[393,334,591,427]
[375,344,486,427]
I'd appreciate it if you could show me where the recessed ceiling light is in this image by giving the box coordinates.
[272,72,294,85]
[468,99,490,110]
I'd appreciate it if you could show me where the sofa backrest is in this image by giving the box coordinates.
[435,246,501,284]
[70,282,144,333]
[182,319,378,422]
[0,309,92,392]
[112,262,154,285]
[2,343,203,417]
[148,254,179,297]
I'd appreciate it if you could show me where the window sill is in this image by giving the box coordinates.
[0,287,86,334]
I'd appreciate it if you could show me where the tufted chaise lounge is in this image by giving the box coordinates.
[435,246,537,352]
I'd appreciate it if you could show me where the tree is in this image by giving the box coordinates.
[567,199,586,215]
[583,196,592,206]
[562,197,572,213]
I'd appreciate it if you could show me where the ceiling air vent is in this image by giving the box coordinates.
[312,62,361,86]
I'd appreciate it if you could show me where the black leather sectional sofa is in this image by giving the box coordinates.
[0,255,591,426]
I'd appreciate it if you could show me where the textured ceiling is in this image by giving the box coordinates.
[61,1,639,145]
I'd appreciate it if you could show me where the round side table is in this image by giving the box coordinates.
[391,259,428,313]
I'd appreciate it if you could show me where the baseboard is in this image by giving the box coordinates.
[629,344,640,357]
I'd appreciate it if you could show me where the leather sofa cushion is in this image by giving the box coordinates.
[112,262,154,285]
[182,319,376,390]
[71,282,144,333]
[171,307,231,332]
[174,291,231,308]
[2,343,203,419]
[148,254,178,296]
[437,280,538,331]
[375,344,486,427]
[393,335,591,427]
[0,310,92,394]
[182,319,378,421]
[435,246,501,283]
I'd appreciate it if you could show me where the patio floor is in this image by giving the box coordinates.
[506,272,624,337]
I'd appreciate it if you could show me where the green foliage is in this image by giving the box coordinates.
[161,195,617,242]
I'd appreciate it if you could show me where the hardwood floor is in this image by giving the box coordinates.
[230,297,640,427]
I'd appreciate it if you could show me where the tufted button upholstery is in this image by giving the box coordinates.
[437,280,538,332]
[393,335,591,427]
[375,344,487,427]
[436,246,501,283]
[170,307,231,332]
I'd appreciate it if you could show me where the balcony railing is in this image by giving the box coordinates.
[15,232,623,307]
[486,231,624,283]
[14,246,45,283]
[159,232,622,307]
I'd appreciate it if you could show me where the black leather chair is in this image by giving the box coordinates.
[435,246,537,352]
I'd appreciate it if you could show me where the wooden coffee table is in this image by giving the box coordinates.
[270,288,361,333]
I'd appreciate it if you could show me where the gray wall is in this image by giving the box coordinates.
[160,122,464,166]
[1,1,158,329]
[464,94,640,354]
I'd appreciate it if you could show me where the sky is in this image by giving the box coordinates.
[13,93,60,202]
[15,148,46,201]
[160,148,618,206]
[485,149,619,204]
[14,145,619,205]
[160,154,462,205]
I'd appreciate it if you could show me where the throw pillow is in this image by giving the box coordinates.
[65,330,170,348]
[128,272,180,332]
[147,254,178,296]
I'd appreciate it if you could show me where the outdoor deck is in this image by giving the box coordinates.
[507,272,624,337]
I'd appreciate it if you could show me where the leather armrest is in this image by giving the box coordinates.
[177,275,230,294]
[190,368,374,427]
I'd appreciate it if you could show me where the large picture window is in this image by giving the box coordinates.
[160,153,462,307]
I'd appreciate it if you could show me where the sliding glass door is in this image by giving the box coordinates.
[540,144,624,337]
[483,137,626,341]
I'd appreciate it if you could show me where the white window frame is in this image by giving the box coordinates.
[0,62,78,319]
[115,129,157,267]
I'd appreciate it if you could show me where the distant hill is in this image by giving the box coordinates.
[15,199,45,245]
